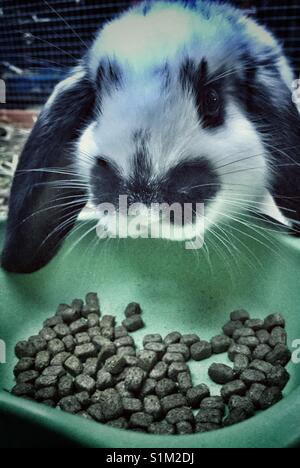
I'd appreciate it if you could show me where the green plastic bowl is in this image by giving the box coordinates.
[0,219,300,448]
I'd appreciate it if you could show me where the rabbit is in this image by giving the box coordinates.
[2,0,300,273]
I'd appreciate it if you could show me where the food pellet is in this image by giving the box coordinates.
[168,361,189,380]
[211,335,232,354]
[223,408,248,427]
[221,380,247,402]
[177,372,193,394]
[87,404,104,422]
[186,385,210,408]
[256,329,270,345]
[149,361,168,380]
[143,334,163,346]
[190,341,212,361]
[35,387,57,402]
[74,375,96,394]
[53,324,70,339]
[140,378,157,398]
[43,316,63,328]
[244,319,264,331]
[83,358,98,377]
[64,355,83,377]
[228,344,252,361]
[124,303,142,318]
[101,315,116,329]
[17,370,39,384]
[122,315,144,332]
[167,343,190,361]
[228,395,255,417]
[166,406,194,424]
[269,327,287,347]
[114,326,128,339]
[42,365,65,378]
[85,293,100,315]
[97,388,124,421]
[200,397,225,413]
[35,375,58,389]
[124,367,145,392]
[106,418,128,429]
[97,370,114,390]
[59,305,80,324]
[117,346,136,357]
[50,352,70,366]
[160,393,187,413]
[222,320,243,337]
[208,363,235,385]
[15,341,36,359]
[74,343,97,360]
[58,375,74,398]
[249,359,274,375]
[180,334,200,346]
[265,344,291,367]
[195,408,223,425]
[176,421,194,435]
[230,310,250,322]
[12,383,35,397]
[144,342,166,359]
[48,339,65,356]
[144,395,162,419]
[34,353,50,373]
[40,328,57,342]
[252,344,272,360]
[75,332,90,345]
[59,396,81,414]
[195,423,221,433]
[237,336,260,349]
[164,332,182,345]
[11,297,292,435]
[163,352,185,364]
[148,420,175,435]
[76,391,90,408]
[129,412,153,429]
[259,386,282,410]
[266,366,290,390]
[264,314,285,331]
[137,350,158,371]
[122,397,143,414]
[14,357,35,376]
[240,369,266,386]
[69,318,88,335]
[247,383,267,408]
[62,335,75,353]
[233,354,249,375]
[104,355,126,375]
[155,378,177,398]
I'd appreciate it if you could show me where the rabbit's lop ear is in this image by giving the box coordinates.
[1,67,95,273]
[240,18,300,233]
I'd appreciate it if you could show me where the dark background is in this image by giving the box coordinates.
[0,0,299,109]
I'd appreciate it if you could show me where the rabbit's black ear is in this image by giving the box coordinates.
[238,19,300,233]
[1,67,95,273]
[253,78,300,233]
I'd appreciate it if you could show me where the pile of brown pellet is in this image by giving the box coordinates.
[12,294,291,435]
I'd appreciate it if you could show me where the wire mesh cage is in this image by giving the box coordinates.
[0,0,299,109]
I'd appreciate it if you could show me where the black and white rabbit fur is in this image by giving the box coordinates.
[2,0,300,273]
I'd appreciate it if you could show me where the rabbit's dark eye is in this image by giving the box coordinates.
[97,157,109,168]
[205,88,220,116]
